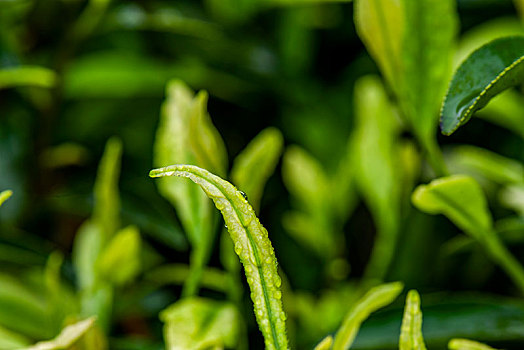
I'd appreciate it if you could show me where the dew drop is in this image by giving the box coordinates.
[274,290,282,299]
[239,190,248,200]
[273,276,282,288]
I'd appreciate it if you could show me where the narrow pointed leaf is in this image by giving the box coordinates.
[399,290,427,350]
[332,281,403,350]
[150,164,288,350]
[448,338,497,350]
[441,36,524,135]
[231,127,284,212]
[0,190,12,207]
[0,66,57,89]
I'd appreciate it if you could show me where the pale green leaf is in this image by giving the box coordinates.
[441,36,524,135]
[500,184,524,216]
[352,75,400,280]
[0,66,57,89]
[412,175,492,237]
[0,190,12,207]
[314,335,333,350]
[231,127,284,212]
[97,225,141,286]
[93,137,122,240]
[150,164,288,350]
[353,0,404,89]
[154,80,227,296]
[21,317,96,350]
[160,297,241,350]
[399,290,427,350]
[332,281,403,350]
[448,338,497,350]
[447,145,524,185]
[413,176,524,294]
[73,221,104,291]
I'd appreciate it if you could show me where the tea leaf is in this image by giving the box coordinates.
[448,338,497,350]
[160,297,241,350]
[154,80,227,296]
[412,175,524,293]
[352,76,400,280]
[150,164,288,350]
[447,145,524,185]
[97,225,141,286]
[441,36,524,135]
[399,0,458,143]
[353,0,404,88]
[22,317,96,350]
[314,335,333,350]
[399,290,427,350]
[0,66,57,89]
[332,281,403,350]
[0,190,12,207]
[93,137,122,240]
[231,127,284,212]
[412,175,492,238]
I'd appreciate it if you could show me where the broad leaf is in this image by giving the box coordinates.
[399,290,427,350]
[150,164,288,350]
[22,317,96,350]
[352,75,401,280]
[412,175,492,238]
[231,127,284,212]
[160,298,240,350]
[332,281,403,350]
[448,338,497,350]
[441,36,524,135]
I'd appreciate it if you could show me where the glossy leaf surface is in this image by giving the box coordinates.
[441,36,524,135]
[150,164,288,350]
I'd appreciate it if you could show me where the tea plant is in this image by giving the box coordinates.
[1,0,524,349]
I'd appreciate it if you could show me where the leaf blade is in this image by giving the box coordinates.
[399,290,427,350]
[441,36,524,135]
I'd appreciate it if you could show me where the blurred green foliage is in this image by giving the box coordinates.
[1,0,524,349]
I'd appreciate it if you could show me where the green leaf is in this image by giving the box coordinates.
[160,297,241,350]
[154,80,227,297]
[97,225,141,286]
[353,0,404,89]
[500,184,524,216]
[150,164,288,350]
[231,127,284,212]
[352,294,524,349]
[0,325,30,349]
[448,338,497,350]
[332,281,403,350]
[399,290,427,350]
[314,335,333,350]
[412,175,492,238]
[0,190,12,207]
[22,317,96,350]
[441,36,524,135]
[145,264,228,293]
[352,75,401,280]
[476,89,524,139]
[447,145,524,185]
[412,175,524,294]
[0,66,57,89]
[398,0,458,142]
[93,137,122,240]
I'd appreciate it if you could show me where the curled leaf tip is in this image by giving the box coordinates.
[0,190,13,207]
